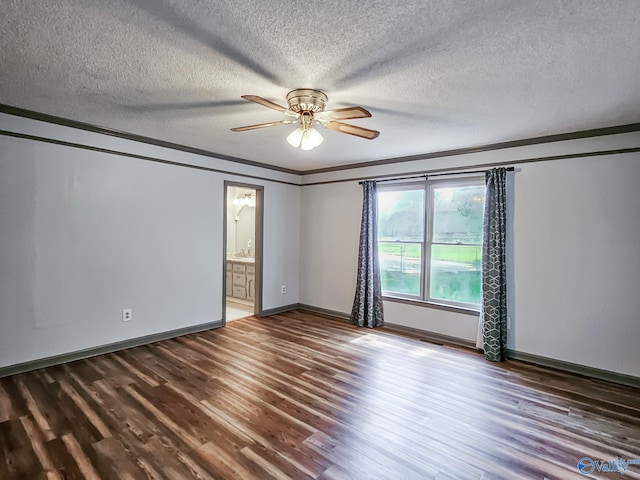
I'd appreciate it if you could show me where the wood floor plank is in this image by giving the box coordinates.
[0,419,43,478]
[1,310,639,479]
[93,436,155,480]
[194,440,265,480]
[130,434,197,479]
[61,433,100,480]
[122,383,204,451]
[19,415,57,476]
[45,437,86,480]
[21,371,74,440]
[0,383,13,423]
[90,379,160,444]
[15,377,56,442]
[58,380,112,440]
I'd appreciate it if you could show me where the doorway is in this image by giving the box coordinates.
[223,182,263,323]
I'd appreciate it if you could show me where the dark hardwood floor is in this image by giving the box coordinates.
[1,310,639,479]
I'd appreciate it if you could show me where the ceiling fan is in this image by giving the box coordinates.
[231,89,380,151]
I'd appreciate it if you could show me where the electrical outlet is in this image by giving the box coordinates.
[281,285,287,294]
[507,316,511,329]
[122,309,132,322]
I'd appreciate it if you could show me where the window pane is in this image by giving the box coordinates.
[377,189,424,242]
[432,185,485,244]
[429,245,481,306]
[379,242,421,296]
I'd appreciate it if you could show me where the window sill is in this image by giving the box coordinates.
[382,296,480,316]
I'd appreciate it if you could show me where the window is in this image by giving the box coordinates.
[377,178,486,309]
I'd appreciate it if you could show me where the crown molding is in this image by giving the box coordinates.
[0,103,301,175]
[0,129,301,186]
[299,122,640,175]
[2,103,639,177]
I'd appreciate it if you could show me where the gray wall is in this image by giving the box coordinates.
[0,113,301,368]
[511,154,640,375]
[3,109,639,380]
[299,138,640,378]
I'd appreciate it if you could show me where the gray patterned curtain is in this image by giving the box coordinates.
[481,168,508,361]
[350,181,384,328]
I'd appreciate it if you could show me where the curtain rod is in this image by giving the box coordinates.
[359,167,515,184]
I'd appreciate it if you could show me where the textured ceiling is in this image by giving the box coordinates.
[1,0,639,172]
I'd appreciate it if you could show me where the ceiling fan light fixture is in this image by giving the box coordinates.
[286,127,304,148]
[287,125,323,150]
[301,127,323,150]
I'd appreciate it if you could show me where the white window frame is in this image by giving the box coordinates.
[377,176,485,311]
[377,181,426,300]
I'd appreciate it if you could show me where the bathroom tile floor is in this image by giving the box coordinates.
[226,300,254,322]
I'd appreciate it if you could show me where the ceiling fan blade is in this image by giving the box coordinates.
[323,121,380,140]
[241,95,297,117]
[316,106,372,121]
[231,120,296,132]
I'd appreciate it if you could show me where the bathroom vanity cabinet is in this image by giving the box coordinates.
[226,259,255,301]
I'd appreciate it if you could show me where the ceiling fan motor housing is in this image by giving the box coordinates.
[286,89,327,114]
